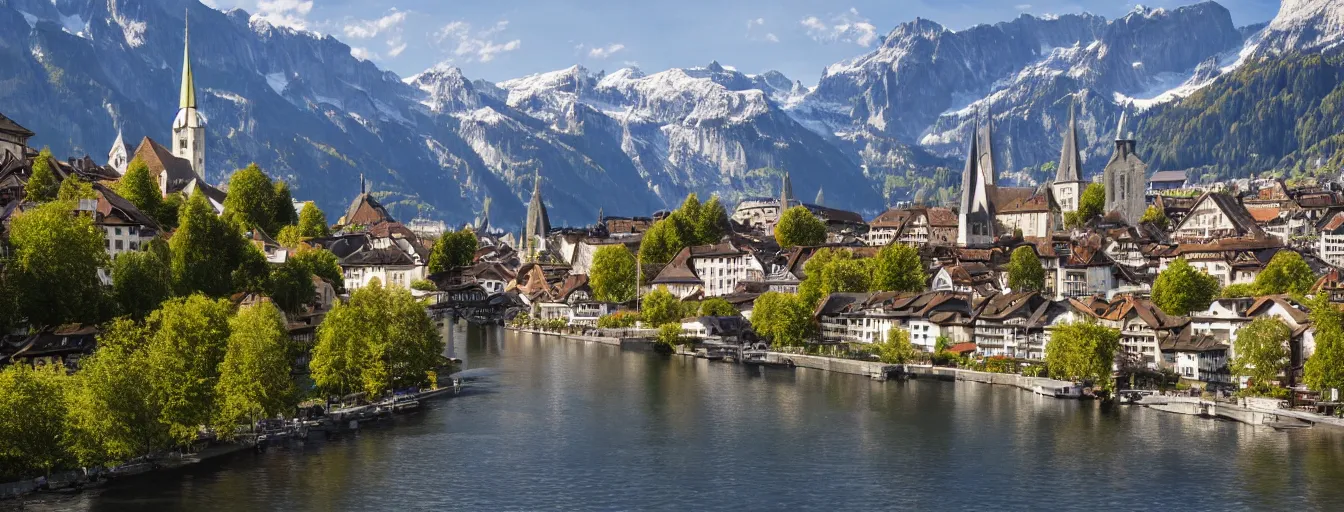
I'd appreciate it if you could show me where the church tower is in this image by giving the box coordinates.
[958,120,994,247]
[1103,112,1147,226]
[524,170,550,261]
[1050,101,1087,214]
[172,13,206,176]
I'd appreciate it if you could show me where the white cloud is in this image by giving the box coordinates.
[343,9,407,39]
[254,0,313,30]
[800,8,879,46]
[765,32,779,42]
[746,17,780,43]
[350,46,375,61]
[387,39,408,57]
[587,43,626,59]
[1015,4,1032,10]
[435,20,521,62]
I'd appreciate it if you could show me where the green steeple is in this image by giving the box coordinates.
[180,12,195,110]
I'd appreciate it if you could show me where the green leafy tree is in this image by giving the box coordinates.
[1220,283,1258,298]
[428,229,478,274]
[269,259,315,314]
[1076,183,1105,223]
[870,244,925,292]
[640,287,682,326]
[144,294,233,446]
[698,297,739,317]
[159,192,184,230]
[822,259,869,296]
[9,200,109,328]
[271,181,299,228]
[1007,246,1046,292]
[1140,205,1169,228]
[1231,317,1291,395]
[233,242,272,295]
[214,302,298,439]
[291,247,345,294]
[0,363,71,478]
[1253,250,1315,296]
[173,192,246,297]
[749,292,813,347]
[275,225,303,249]
[638,216,688,265]
[798,247,850,307]
[57,177,97,201]
[111,250,173,320]
[114,157,165,226]
[297,201,330,238]
[1152,258,1221,316]
[1304,294,1344,393]
[1046,321,1121,391]
[775,205,826,248]
[25,148,59,202]
[589,244,637,303]
[876,327,918,364]
[66,320,169,467]
[223,163,278,233]
[411,279,438,292]
[678,193,702,229]
[695,195,729,244]
[656,323,684,349]
[311,282,442,398]
[934,335,952,353]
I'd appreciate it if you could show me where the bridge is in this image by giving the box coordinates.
[426,283,524,325]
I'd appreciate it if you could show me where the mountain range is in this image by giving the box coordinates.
[2,0,1341,231]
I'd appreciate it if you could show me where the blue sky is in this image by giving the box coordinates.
[205,0,1282,84]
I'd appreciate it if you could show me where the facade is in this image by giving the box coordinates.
[1102,114,1147,226]
[958,121,995,247]
[1170,192,1265,242]
[1319,212,1344,268]
[93,183,159,257]
[687,242,766,297]
[0,113,33,160]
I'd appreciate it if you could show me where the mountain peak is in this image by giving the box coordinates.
[706,60,725,73]
[1259,0,1344,53]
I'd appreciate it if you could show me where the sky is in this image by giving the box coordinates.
[203,0,1283,84]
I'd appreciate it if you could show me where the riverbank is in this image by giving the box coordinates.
[509,327,1344,431]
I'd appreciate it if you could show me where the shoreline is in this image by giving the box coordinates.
[508,327,1344,432]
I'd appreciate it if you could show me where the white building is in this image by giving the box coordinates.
[687,242,765,297]
[1319,211,1344,268]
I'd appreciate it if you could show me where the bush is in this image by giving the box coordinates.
[410,279,438,292]
[597,311,641,329]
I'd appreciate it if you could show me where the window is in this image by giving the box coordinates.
[179,138,187,150]
[130,242,138,250]
[129,226,138,235]
[115,228,122,236]
[115,240,124,251]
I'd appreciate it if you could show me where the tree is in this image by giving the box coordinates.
[271,180,299,228]
[870,244,925,292]
[111,250,173,320]
[1007,246,1046,292]
[638,216,688,265]
[876,327,918,364]
[66,320,169,467]
[749,292,813,347]
[1230,317,1291,396]
[173,192,246,297]
[1045,321,1120,391]
[821,259,869,296]
[656,323,683,349]
[678,193,702,230]
[1152,258,1221,316]
[0,363,71,479]
[57,177,96,201]
[25,148,59,202]
[291,247,344,294]
[1253,250,1315,296]
[214,302,298,439]
[159,192,184,230]
[1076,183,1105,223]
[590,244,637,303]
[144,295,233,445]
[275,225,303,249]
[698,297,739,317]
[428,229,478,274]
[223,163,278,233]
[297,201,330,238]
[114,157,164,226]
[8,200,110,328]
[640,287,682,326]
[311,282,442,398]
[1140,205,1169,228]
[799,247,851,307]
[695,195,728,244]
[775,205,826,248]
[1304,294,1344,393]
[268,259,315,314]
[1220,283,1258,298]
[233,241,272,295]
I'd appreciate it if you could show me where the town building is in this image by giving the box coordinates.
[1050,103,1087,215]
[1102,114,1147,227]
[0,113,33,161]
[958,120,995,247]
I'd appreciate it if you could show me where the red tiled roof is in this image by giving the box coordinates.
[948,342,977,354]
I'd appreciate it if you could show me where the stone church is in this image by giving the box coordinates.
[1103,113,1147,226]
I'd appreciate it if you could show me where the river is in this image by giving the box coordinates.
[17,327,1344,511]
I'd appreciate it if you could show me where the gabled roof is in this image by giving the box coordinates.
[342,192,394,226]
[92,182,159,230]
[926,207,958,227]
[0,113,34,138]
[1148,170,1187,184]
[1056,104,1084,183]
[651,247,703,285]
[1246,295,1310,324]
[997,192,1051,214]
[132,137,197,193]
[1158,325,1226,353]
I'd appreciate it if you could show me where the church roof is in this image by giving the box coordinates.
[959,122,992,216]
[525,172,550,240]
[132,136,197,193]
[342,192,394,227]
[1055,104,1084,183]
[180,16,195,110]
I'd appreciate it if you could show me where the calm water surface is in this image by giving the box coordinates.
[18,327,1344,511]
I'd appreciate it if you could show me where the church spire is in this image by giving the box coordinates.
[180,10,195,110]
[1056,99,1084,183]
[780,172,794,209]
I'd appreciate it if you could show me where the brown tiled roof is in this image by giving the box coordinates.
[0,113,35,137]
[989,186,1035,211]
[132,137,196,194]
[869,207,913,228]
[1171,237,1283,255]
[651,247,702,285]
[1245,206,1280,223]
[343,193,394,226]
[1246,295,1310,324]
[997,192,1051,214]
[947,342,977,354]
[926,207,957,227]
[1158,325,1226,352]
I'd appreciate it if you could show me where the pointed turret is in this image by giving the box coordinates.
[1056,101,1084,183]
[814,187,824,206]
[525,170,550,260]
[958,120,994,247]
[780,172,795,210]
[977,104,997,186]
[171,11,206,176]
[180,12,195,110]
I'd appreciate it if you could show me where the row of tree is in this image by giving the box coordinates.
[638,193,729,266]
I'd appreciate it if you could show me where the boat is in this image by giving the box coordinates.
[1116,390,1156,404]
[1032,383,1084,399]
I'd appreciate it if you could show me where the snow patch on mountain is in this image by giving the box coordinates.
[1259,0,1344,53]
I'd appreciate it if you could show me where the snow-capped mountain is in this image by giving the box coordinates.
[1257,0,1344,53]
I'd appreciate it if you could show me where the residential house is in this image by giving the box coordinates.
[1158,325,1230,386]
[1169,192,1265,243]
[649,247,704,299]
[972,292,1060,359]
[1148,170,1188,191]
[1067,295,1187,368]
[0,113,34,160]
[1158,238,1284,287]
[995,192,1054,238]
[91,182,159,257]
[1318,211,1344,268]
[687,241,766,297]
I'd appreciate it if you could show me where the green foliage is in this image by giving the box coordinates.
[111,250,172,320]
[870,244,925,292]
[1007,246,1046,292]
[695,195,729,244]
[57,177,96,201]
[428,228,478,274]
[271,181,299,229]
[275,225,303,249]
[411,279,438,292]
[159,193,184,230]
[9,200,110,328]
[698,297,739,317]
[0,363,71,478]
[1046,321,1120,390]
[66,332,167,467]
[775,205,826,248]
[1152,258,1220,316]
[822,258,869,295]
[1230,317,1291,395]
[25,148,59,203]
[214,302,298,439]
[268,258,315,314]
[876,327,918,364]
[934,335,951,353]
[750,292,813,347]
[678,193,702,227]
[656,323,684,348]
[640,287,682,326]
[798,248,866,308]
[297,201,331,238]
[172,192,248,297]
[291,247,345,294]
[1220,283,1258,298]
[114,157,165,226]
[638,214,689,265]
[223,163,280,234]
[310,281,443,398]
[596,311,641,329]
[1253,250,1315,296]
[144,295,233,446]
[1077,183,1105,223]
[1303,295,1344,393]
[1140,205,1169,228]
[590,244,637,303]
[233,242,272,295]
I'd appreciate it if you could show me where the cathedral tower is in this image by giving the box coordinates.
[172,13,206,176]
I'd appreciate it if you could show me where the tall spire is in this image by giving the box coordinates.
[977,103,996,186]
[780,172,794,209]
[1115,111,1128,141]
[1055,99,1084,183]
[180,10,195,110]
